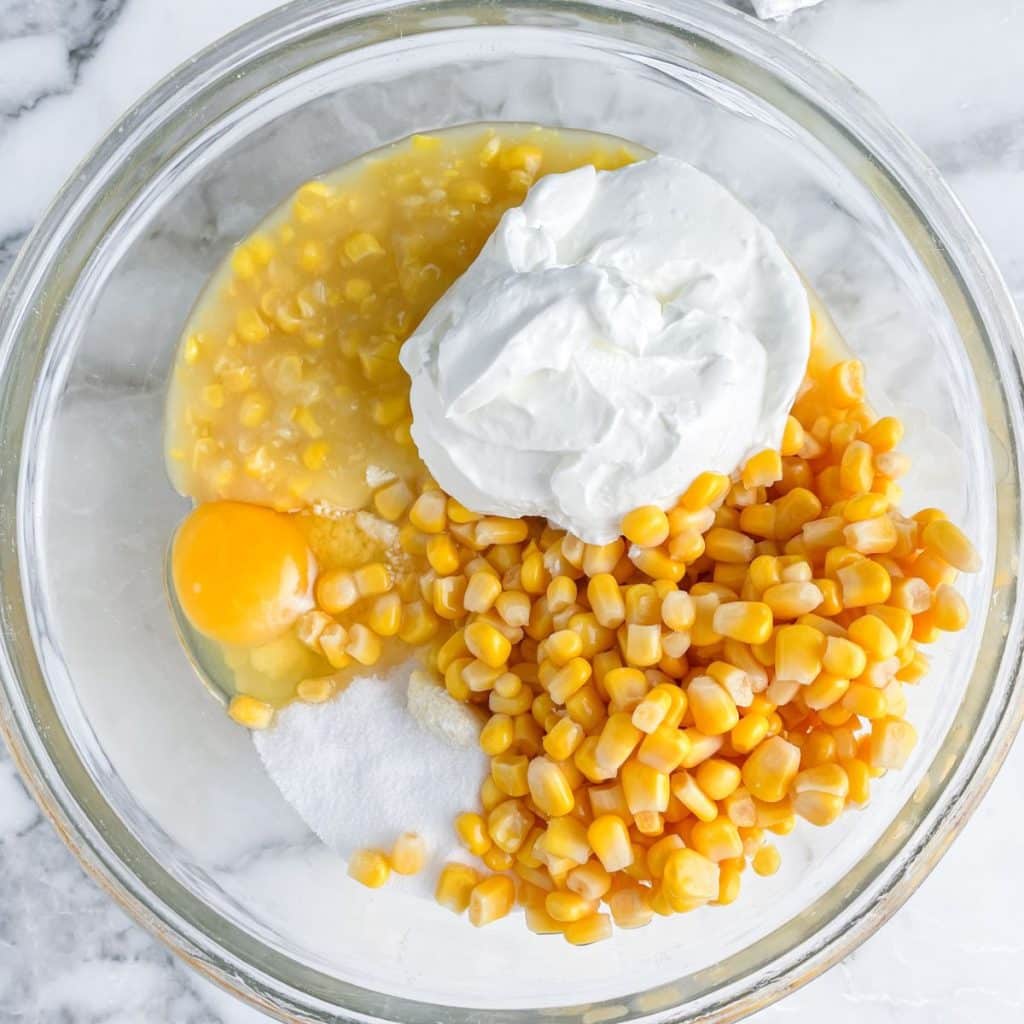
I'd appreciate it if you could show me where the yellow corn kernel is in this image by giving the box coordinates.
[369,479,410,522]
[545,891,599,925]
[775,488,823,541]
[731,713,770,755]
[595,712,642,775]
[742,449,783,489]
[842,683,888,719]
[621,760,670,815]
[409,490,447,533]
[548,657,592,704]
[527,757,575,817]
[580,540,625,577]
[714,859,744,906]
[565,684,607,732]
[866,717,918,770]
[468,875,515,927]
[464,620,511,669]
[843,514,898,555]
[679,729,725,771]
[367,592,402,637]
[316,569,358,614]
[436,863,481,914]
[803,672,850,711]
[722,788,757,828]
[479,776,504,813]
[695,758,742,801]
[433,576,468,620]
[585,573,624,629]
[624,623,661,667]
[622,505,670,548]
[587,815,634,872]
[921,519,980,573]
[480,714,515,757]
[604,666,650,711]
[391,832,426,876]
[848,614,898,658]
[704,528,756,565]
[860,415,903,452]
[687,676,740,736]
[482,847,514,872]
[491,753,530,797]
[820,634,865,678]
[670,770,718,822]
[295,676,335,704]
[780,416,805,457]
[354,562,391,598]
[488,798,534,853]
[690,818,744,862]
[541,816,590,865]
[608,887,654,929]
[632,686,674,733]
[347,848,391,889]
[423,534,458,576]
[792,763,849,826]
[752,844,782,877]
[662,848,720,908]
[836,557,892,607]
[774,618,823,684]
[711,601,773,645]
[637,724,691,774]
[490,590,527,630]
[395,602,440,643]
[933,583,969,631]
[563,912,613,946]
[342,231,384,263]
[588,782,630,821]
[762,581,823,620]
[460,571,499,614]
[824,358,865,407]
[567,860,611,901]
[346,624,382,666]
[543,629,583,667]
[842,757,872,805]
[838,440,873,495]
[542,716,584,761]
[236,307,269,344]
[317,623,350,670]
[544,574,577,614]
[742,736,800,803]
[227,694,273,730]
[474,517,529,547]
[681,471,730,510]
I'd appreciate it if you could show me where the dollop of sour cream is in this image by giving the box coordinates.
[400,155,811,543]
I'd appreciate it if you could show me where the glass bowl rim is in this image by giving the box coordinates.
[1,0,1023,1021]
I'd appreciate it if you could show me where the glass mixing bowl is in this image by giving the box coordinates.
[1,1,1022,1021]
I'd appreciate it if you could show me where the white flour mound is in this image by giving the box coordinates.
[253,663,486,880]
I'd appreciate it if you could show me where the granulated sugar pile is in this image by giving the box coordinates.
[253,662,486,891]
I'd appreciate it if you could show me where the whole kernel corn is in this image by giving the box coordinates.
[587,815,634,872]
[348,849,390,888]
[468,876,516,927]
[391,832,427,875]
[741,736,800,803]
[227,694,274,729]
[752,844,782,877]
[712,602,773,644]
[622,506,670,548]
[563,913,613,946]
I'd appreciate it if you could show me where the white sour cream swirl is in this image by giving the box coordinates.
[400,155,811,543]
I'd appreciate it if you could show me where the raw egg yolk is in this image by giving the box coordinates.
[172,501,316,648]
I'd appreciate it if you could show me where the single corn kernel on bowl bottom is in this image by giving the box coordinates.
[1,2,1022,1022]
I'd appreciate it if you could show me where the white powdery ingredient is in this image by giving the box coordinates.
[355,510,400,550]
[253,663,486,887]
[364,464,396,488]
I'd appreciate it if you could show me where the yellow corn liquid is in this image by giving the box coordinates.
[166,124,643,515]
[165,124,644,703]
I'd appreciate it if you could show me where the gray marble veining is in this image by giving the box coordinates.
[1,0,1023,1021]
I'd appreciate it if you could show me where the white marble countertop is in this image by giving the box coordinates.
[1,0,1023,1021]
